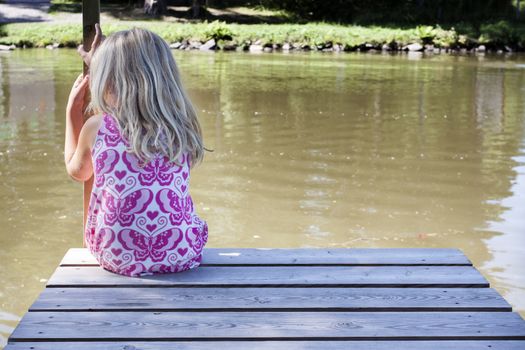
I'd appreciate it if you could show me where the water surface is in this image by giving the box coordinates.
[1,49,524,347]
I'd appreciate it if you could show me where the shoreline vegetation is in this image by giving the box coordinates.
[1,20,525,53]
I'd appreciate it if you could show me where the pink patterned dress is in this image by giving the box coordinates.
[84,114,208,277]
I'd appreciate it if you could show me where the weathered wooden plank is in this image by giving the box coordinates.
[5,341,525,350]
[47,266,488,288]
[29,287,511,312]
[60,248,472,266]
[9,311,525,341]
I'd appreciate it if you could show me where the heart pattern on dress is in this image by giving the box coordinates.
[147,210,159,220]
[111,248,122,256]
[146,224,157,232]
[115,170,127,180]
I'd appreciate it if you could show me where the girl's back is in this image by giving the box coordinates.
[85,113,208,277]
[64,26,209,277]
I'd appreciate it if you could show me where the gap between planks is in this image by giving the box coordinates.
[5,341,525,350]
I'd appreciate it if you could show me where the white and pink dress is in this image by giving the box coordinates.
[84,114,208,277]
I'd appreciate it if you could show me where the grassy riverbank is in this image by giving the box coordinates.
[1,20,524,52]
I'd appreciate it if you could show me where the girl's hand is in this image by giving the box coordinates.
[77,23,105,68]
[66,73,90,116]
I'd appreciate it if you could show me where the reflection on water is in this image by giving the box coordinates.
[483,146,525,312]
[0,49,525,347]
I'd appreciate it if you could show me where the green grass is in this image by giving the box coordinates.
[0,21,524,50]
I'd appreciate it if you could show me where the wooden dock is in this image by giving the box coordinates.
[5,247,525,349]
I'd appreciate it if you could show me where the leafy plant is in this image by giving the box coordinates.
[433,26,459,48]
[204,21,233,41]
[416,25,436,44]
[479,20,520,47]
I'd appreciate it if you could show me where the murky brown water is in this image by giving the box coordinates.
[1,49,525,347]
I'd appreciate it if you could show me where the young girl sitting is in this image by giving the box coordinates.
[64,25,208,277]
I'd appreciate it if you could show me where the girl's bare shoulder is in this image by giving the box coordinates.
[84,114,104,132]
[80,114,104,147]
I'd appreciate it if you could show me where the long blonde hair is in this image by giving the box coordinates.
[89,27,204,167]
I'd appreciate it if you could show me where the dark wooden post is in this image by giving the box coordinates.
[82,0,100,238]
[192,0,201,18]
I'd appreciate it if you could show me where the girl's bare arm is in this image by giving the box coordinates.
[64,74,102,182]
